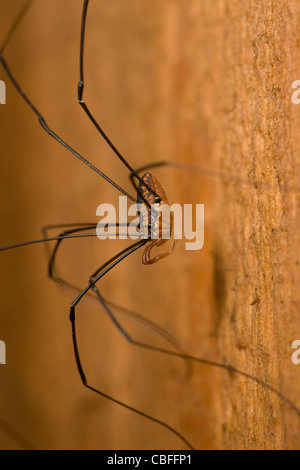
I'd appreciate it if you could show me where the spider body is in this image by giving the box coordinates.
[138,172,176,265]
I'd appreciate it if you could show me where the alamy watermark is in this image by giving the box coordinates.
[0,340,6,365]
[292,340,300,365]
[96,197,204,251]
[0,80,6,104]
[291,80,300,104]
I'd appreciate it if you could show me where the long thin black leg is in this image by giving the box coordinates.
[0,232,99,252]
[78,0,160,204]
[2,236,300,443]
[77,279,300,423]
[0,0,35,55]
[42,223,97,275]
[131,160,276,192]
[69,238,194,450]
[129,160,218,197]
[0,417,36,450]
[69,234,300,447]
[41,224,186,355]
[71,240,147,309]
[130,161,180,193]
[90,282,190,367]
[41,222,96,258]
[129,162,173,196]
[0,5,135,202]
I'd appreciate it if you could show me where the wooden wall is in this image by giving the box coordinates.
[0,0,300,450]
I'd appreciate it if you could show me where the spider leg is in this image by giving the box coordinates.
[69,238,194,450]
[0,417,36,451]
[41,223,129,278]
[78,0,160,203]
[42,224,187,355]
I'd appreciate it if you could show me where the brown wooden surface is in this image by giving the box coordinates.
[0,0,300,450]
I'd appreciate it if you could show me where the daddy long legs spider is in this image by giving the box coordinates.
[1,0,300,451]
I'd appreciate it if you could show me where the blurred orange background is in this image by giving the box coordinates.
[0,0,223,450]
[1,0,300,451]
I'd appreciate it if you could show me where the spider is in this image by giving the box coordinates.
[0,0,300,451]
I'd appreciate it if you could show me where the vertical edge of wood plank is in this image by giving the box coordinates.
[213,0,300,450]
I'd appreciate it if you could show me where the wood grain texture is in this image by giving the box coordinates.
[212,0,300,450]
[0,0,300,450]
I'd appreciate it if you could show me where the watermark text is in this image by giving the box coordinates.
[96,197,204,251]
[0,80,6,104]
[292,80,300,104]
[0,340,6,365]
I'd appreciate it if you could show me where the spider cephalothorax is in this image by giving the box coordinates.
[138,172,177,265]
